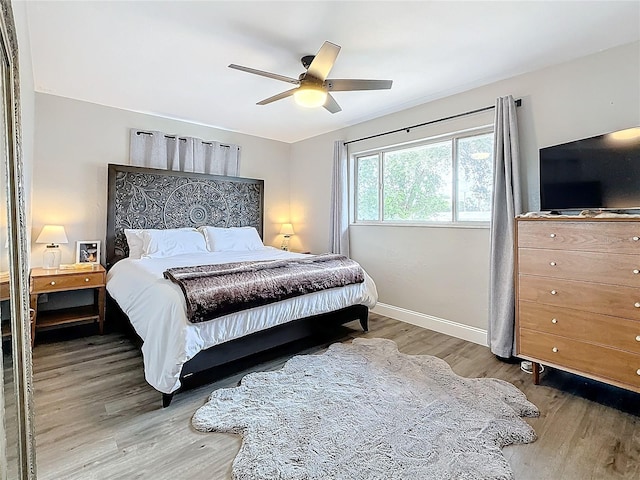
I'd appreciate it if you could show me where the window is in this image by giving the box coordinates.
[353,128,494,224]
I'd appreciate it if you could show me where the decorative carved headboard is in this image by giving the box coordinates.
[106,164,264,268]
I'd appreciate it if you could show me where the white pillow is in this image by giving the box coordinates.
[199,226,264,252]
[124,229,145,259]
[141,228,208,258]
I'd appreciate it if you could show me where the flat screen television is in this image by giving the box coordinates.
[539,127,640,212]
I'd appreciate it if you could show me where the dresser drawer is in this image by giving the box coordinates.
[518,301,640,354]
[518,248,640,287]
[0,279,8,301]
[519,329,640,390]
[518,275,640,320]
[31,271,105,294]
[517,220,640,254]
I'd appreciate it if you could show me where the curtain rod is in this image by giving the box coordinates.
[135,130,236,149]
[344,98,522,146]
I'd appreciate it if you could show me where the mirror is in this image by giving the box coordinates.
[0,2,36,479]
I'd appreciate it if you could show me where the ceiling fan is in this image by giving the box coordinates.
[229,41,393,113]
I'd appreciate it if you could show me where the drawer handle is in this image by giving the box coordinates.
[85,278,90,282]
[549,233,556,238]
[635,302,640,308]
[552,347,558,353]
[50,281,56,286]
[550,261,556,266]
[633,269,639,275]
[551,290,557,295]
[551,318,558,324]
[636,335,640,342]
[637,369,640,376]
[633,236,640,242]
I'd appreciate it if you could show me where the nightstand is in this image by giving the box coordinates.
[30,265,106,345]
[1,272,36,342]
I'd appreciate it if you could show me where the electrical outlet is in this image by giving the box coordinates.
[38,293,48,303]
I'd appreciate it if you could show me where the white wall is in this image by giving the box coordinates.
[290,41,640,337]
[31,94,292,265]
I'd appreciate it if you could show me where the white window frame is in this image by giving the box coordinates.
[351,125,494,227]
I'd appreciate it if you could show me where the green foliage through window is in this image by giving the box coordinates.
[354,129,494,223]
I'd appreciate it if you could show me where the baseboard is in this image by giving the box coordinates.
[372,303,488,346]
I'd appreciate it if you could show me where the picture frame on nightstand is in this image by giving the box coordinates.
[76,240,101,264]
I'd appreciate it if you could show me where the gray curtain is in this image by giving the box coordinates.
[129,129,240,176]
[488,95,522,358]
[329,140,349,256]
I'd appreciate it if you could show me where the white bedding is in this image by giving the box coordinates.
[106,247,378,394]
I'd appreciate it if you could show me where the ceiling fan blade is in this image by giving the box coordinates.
[229,64,300,85]
[256,88,299,105]
[325,79,393,91]
[306,41,341,81]
[323,93,342,114]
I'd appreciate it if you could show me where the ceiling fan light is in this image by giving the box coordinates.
[294,86,327,108]
[609,127,640,141]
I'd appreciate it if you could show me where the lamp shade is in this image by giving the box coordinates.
[279,223,295,236]
[293,86,327,108]
[36,225,68,245]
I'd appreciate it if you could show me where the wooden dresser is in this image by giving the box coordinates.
[515,217,640,393]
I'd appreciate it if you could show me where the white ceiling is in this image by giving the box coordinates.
[23,1,640,143]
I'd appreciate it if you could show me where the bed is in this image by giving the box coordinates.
[105,164,377,406]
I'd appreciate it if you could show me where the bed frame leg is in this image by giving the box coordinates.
[354,305,369,332]
[359,317,369,332]
[358,307,369,332]
[162,393,174,408]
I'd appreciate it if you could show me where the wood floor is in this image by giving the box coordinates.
[29,313,639,479]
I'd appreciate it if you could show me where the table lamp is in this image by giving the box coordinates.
[36,225,68,269]
[279,223,295,251]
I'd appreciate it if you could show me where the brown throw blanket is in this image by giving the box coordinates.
[164,254,365,323]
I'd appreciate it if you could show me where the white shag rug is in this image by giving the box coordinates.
[192,338,539,480]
